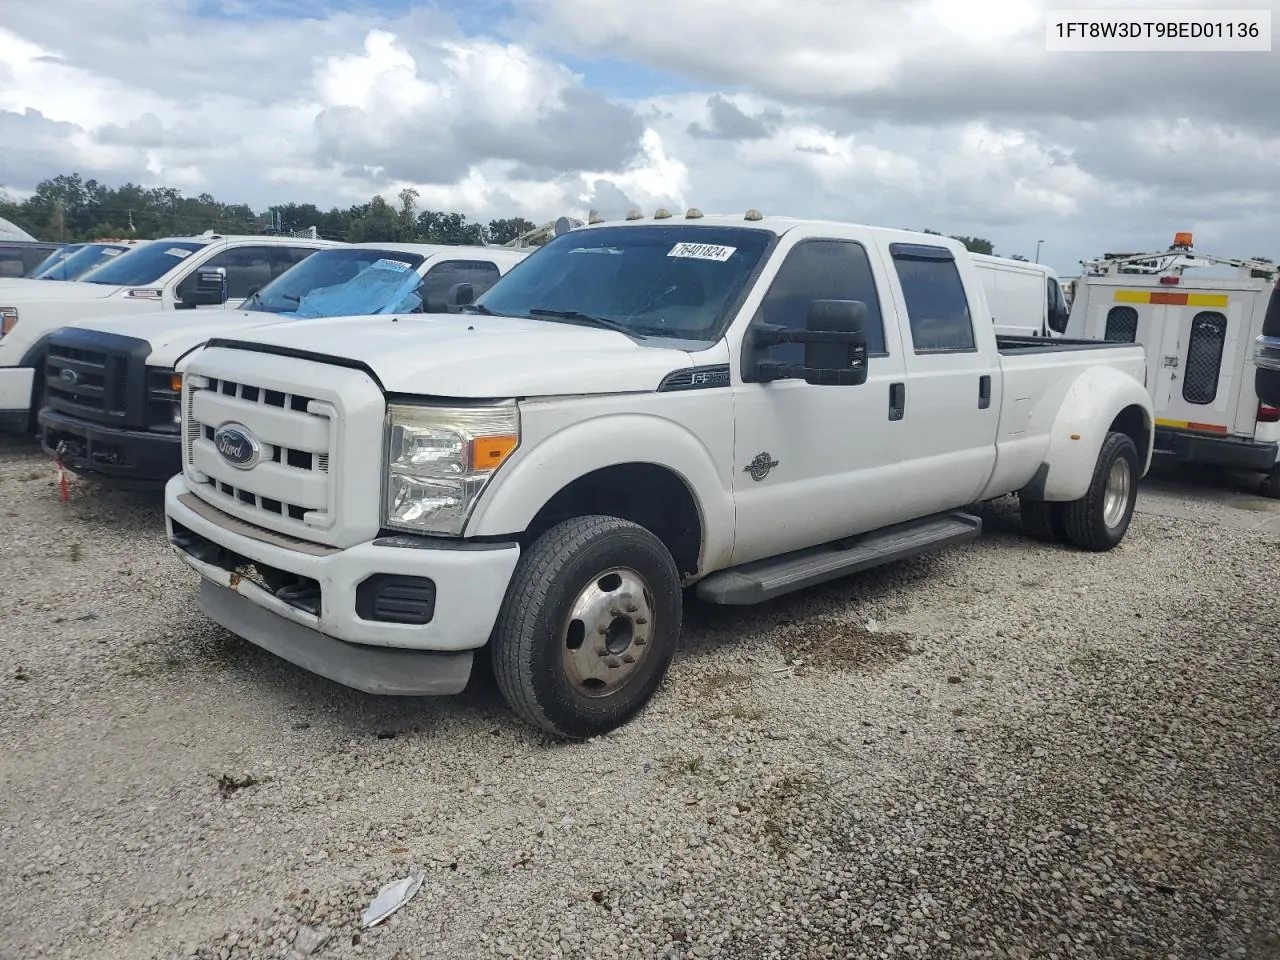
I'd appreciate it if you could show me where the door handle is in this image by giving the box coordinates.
[978,375,991,410]
[889,381,905,421]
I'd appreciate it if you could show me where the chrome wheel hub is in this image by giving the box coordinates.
[561,567,654,698]
[1102,456,1131,529]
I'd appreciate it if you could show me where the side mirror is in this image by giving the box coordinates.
[181,267,228,308]
[800,300,869,385]
[747,299,870,386]
[424,281,475,314]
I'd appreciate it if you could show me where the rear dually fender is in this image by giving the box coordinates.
[1019,364,1154,503]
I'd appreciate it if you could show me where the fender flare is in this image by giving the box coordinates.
[15,329,72,409]
[465,412,734,571]
[18,328,68,370]
[1026,365,1154,502]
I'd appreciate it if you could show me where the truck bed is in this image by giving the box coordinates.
[996,335,1131,355]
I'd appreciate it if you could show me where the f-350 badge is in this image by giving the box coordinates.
[744,451,779,482]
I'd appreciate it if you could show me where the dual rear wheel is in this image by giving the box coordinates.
[1019,430,1139,551]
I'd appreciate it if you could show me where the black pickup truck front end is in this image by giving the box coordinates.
[37,328,183,488]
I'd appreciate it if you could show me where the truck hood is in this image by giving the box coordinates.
[65,309,275,365]
[203,313,700,397]
[0,279,121,302]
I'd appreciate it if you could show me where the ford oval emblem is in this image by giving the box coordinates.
[60,367,79,386]
[212,423,260,470]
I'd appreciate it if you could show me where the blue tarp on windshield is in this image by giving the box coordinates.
[285,258,424,318]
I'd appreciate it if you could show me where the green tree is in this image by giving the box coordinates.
[348,195,402,243]
[487,217,537,245]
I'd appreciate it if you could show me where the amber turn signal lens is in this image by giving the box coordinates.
[470,435,517,471]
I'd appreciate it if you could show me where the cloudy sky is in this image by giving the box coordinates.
[1,0,1276,274]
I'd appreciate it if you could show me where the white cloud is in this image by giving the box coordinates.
[0,0,1276,271]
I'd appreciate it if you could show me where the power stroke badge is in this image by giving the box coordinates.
[744,452,779,482]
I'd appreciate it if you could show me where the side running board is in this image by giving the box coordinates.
[695,511,982,605]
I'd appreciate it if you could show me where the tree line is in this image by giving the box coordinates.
[0,174,539,247]
[4,172,1054,257]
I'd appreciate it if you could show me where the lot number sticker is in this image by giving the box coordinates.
[164,247,193,258]
[372,258,411,271]
[667,242,736,262]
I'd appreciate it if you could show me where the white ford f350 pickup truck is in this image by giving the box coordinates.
[163,211,1154,739]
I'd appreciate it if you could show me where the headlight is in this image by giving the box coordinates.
[383,401,519,536]
[0,307,17,338]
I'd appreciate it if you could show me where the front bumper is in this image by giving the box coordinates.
[0,365,34,432]
[164,475,522,696]
[1153,427,1279,471]
[38,406,179,487]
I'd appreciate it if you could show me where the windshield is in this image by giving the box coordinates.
[27,245,84,278]
[244,247,428,315]
[474,225,774,341]
[36,243,135,281]
[79,241,207,286]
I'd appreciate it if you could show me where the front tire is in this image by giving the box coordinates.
[490,515,683,740]
[1060,431,1140,551]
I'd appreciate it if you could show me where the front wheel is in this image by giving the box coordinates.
[490,515,683,740]
[1060,431,1140,551]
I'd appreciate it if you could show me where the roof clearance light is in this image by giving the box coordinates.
[588,210,603,225]
[625,209,643,221]
[654,208,672,219]
[685,208,704,219]
[1159,275,1180,285]
[1174,231,1193,247]
[744,209,763,221]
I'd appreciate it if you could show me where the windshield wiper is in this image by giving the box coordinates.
[459,303,495,315]
[527,308,646,340]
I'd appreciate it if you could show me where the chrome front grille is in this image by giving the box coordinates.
[185,373,336,535]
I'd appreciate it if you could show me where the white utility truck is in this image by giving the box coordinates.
[38,243,529,487]
[1065,233,1280,495]
[971,253,1070,339]
[0,232,338,432]
[163,210,1154,739]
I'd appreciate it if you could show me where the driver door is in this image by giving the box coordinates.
[728,232,911,566]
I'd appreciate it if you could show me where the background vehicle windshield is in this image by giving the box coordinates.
[27,244,84,277]
[475,225,774,341]
[79,241,207,286]
[35,243,134,281]
[245,247,427,315]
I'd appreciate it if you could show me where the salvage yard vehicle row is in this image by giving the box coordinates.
[36,242,529,487]
[0,233,339,433]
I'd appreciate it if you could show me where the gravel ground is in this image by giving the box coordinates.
[1,436,1278,960]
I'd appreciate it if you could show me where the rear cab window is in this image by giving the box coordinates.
[889,243,977,353]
